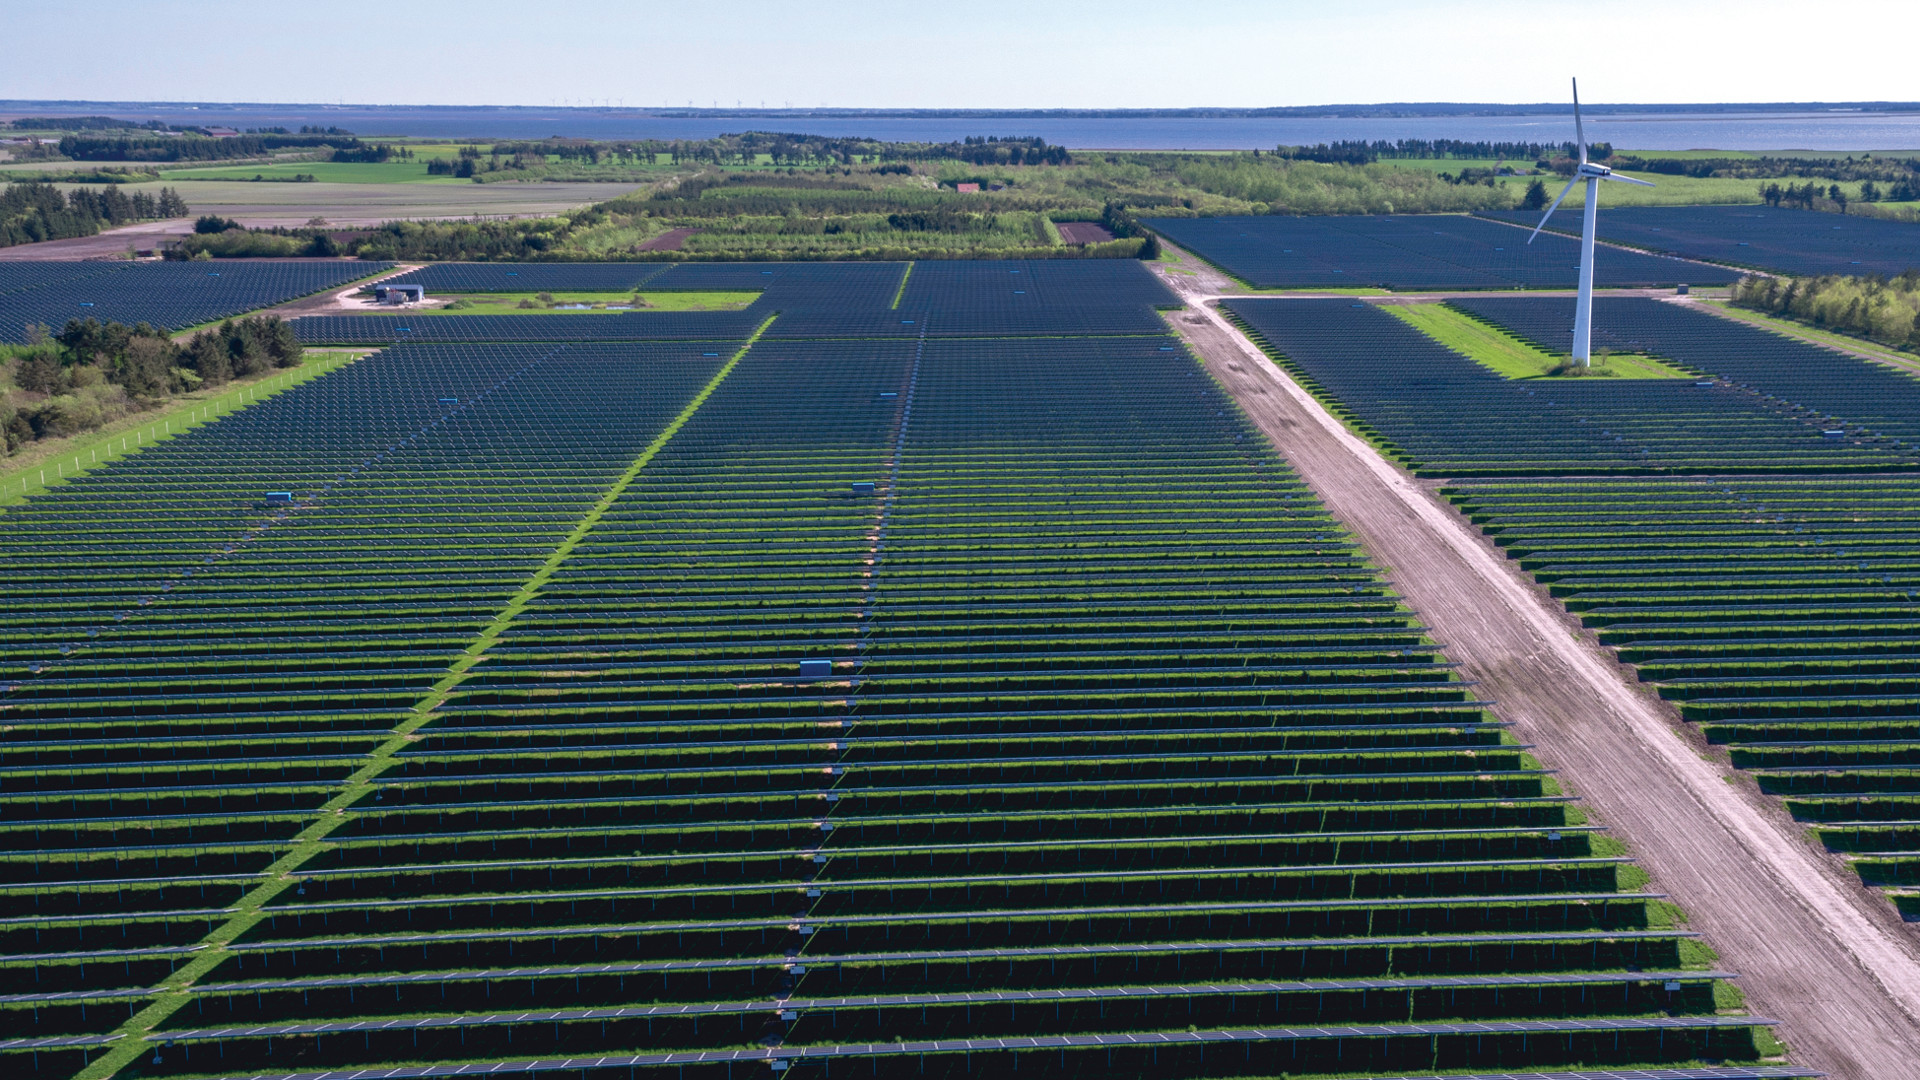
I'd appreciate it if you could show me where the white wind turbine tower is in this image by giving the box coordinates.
[1528,78,1654,367]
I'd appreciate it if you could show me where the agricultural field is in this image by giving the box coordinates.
[155,162,462,185]
[0,258,1796,1080]
[68,179,652,230]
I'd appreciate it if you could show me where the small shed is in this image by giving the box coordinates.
[373,284,425,305]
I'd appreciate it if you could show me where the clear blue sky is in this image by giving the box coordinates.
[5,0,1912,108]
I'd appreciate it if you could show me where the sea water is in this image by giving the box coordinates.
[8,102,1920,152]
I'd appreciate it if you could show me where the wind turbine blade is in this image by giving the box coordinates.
[1528,176,1581,243]
[1604,174,1656,187]
[1572,77,1587,164]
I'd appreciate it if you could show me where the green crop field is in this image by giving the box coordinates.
[157,161,463,184]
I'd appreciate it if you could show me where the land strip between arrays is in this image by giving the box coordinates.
[1160,275,1920,1080]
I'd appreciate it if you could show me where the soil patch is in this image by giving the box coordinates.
[1056,222,1115,245]
[634,228,698,252]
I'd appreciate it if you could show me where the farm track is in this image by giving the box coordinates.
[1160,271,1920,1080]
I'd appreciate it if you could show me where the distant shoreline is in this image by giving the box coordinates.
[7,100,1920,117]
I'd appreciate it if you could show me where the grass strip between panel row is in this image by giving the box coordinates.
[71,316,772,1080]
[890,261,914,310]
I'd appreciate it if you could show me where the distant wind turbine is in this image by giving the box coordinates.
[1528,78,1653,367]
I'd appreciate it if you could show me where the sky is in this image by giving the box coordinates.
[5,0,1917,109]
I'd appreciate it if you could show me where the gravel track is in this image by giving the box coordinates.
[1161,276,1920,1079]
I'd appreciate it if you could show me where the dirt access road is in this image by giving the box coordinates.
[1160,274,1920,1078]
[0,219,194,260]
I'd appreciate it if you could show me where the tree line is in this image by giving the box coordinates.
[8,116,158,131]
[1759,179,1917,209]
[1608,153,1920,182]
[1275,140,1607,164]
[3,316,300,454]
[168,221,344,258]
[1732,273,1920,348]
[57,133,366,162]
[1,182,189,248]
[409,132,1074,175]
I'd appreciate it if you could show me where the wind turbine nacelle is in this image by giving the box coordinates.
[1576,162,1613,179]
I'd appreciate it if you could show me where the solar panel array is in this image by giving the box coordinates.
[1480,204,1920,278]
[1144,216,1736,291]
[375,262,912,300]
[291,311,766,345]
[1451,295,1920,449]
[1,260,1786,1080]
[296,261,1179,345]
[1442,477,1920,912]
[1223,298,1908,476]
[1369,295,1920,905]
[0,261,389,345]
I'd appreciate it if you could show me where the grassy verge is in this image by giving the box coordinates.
[1246,286,1394,296]
[1696,299,1920,377]
[1390,302,1689,379]
[1,352,363,508]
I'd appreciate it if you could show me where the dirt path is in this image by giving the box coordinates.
[1159,273,1920,1079]
[260,264,423,318]
[0,218,194,261]
[634,227,698,252]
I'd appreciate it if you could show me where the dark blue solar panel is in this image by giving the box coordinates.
[1149,215,1736,290]
[1482,204,1920,278]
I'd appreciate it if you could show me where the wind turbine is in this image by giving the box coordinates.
[1528,78,1653,367]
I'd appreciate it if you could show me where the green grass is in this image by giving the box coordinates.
[1549,172,1886,208]
[1389,302,1690,380]
[157,161,463,184]
[1617,149,1764,161]
[1,352,362,508]
[1245,286,1394,296]
[422,291,759,314]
